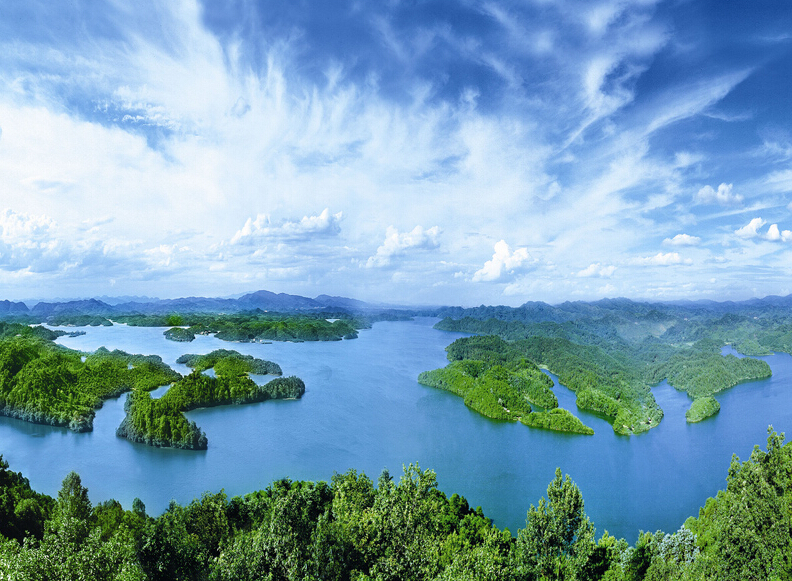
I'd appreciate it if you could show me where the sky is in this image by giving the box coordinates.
[0,0,791,306]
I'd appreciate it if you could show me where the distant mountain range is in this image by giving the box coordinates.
[2,290,387,320]
[1,290,791,323]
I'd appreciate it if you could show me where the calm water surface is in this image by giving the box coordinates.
[0,319,790,542]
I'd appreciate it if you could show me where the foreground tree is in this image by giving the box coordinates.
[515,468,595,580]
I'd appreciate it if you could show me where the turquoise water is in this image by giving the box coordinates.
[0,319,790,542]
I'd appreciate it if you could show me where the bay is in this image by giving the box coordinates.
[0,318,790,542]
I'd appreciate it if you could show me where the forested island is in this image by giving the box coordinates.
[176,349,283,376]
[118,350,304,450]
[418,335,594,435]
[144,312,363,343]
[1,428,790,579]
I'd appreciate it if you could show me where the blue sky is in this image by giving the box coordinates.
[0,0,791,305]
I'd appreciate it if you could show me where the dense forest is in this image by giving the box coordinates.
[0,428,790,579]
[433,298,785,434]
[418,336,594,435]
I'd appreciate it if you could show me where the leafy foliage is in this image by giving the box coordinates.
[685,427,792,579]
[0,455,54,541]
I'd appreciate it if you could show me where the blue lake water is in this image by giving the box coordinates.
[0,319,790,542]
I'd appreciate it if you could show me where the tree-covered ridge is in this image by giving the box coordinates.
[0,336,180,432]
[418,336,593,434]
[176,349,282,376]
[117,371,305,450]
[1,429,790,579]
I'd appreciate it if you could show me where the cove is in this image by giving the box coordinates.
[0,318,790,543]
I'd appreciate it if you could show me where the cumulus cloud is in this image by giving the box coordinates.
[633,252,692,266]
[472,240,533,282]
[663,233,701,246]
[577,263,616,278]
[766,223,792,242]
[366,225,440,268]
[695,183,743,205]
[735,218,767,238]
[230,209,343,245]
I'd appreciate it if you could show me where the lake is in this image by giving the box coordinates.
[0,318,790,542]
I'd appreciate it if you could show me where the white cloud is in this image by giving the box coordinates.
[766,223,792,242]
[735,218,766,238]
[0,209,156,277]
[0,209,63,272]
[695,183,743,205]
[472,240,533,282]
[366,225,440,268]
[230,209,343,245]
[663,233,701,246]
[577,263,616,278]
[633,252,692,266]
[0,0,784,303]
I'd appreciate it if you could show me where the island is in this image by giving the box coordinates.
[163,327,195,342]
[119,313,365,343]
[685,397,721,423]
[117,350,304,450]
[175,349,282,376]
